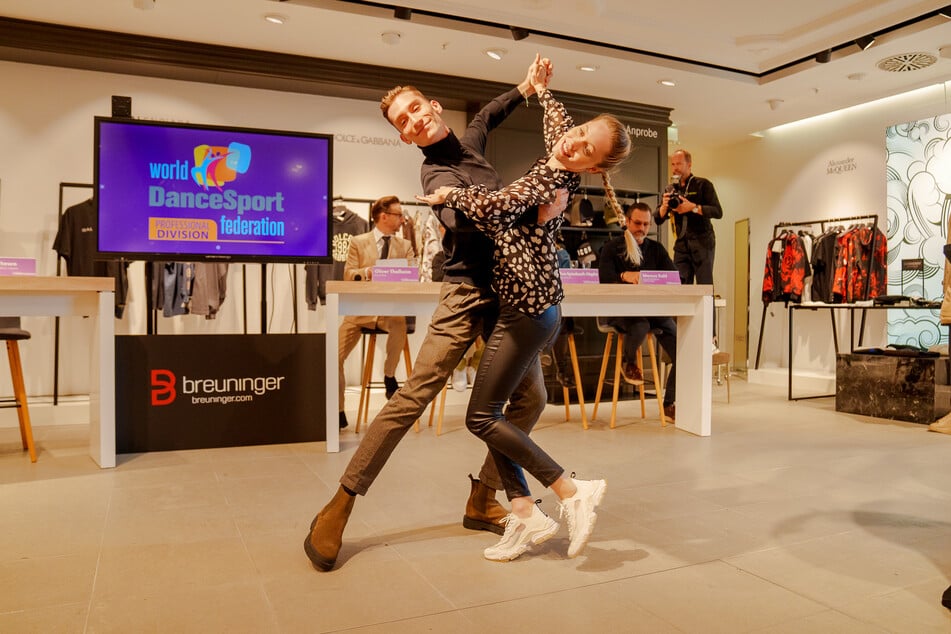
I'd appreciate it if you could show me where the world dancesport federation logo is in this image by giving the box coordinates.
[191,142,252,190]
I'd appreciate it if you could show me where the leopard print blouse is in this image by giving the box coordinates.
[444,90,579,316]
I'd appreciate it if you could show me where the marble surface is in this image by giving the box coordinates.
[835,353,950,423]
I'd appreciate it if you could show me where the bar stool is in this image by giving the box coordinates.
[559,328,588,428]
[0,317,36,462]
[713,350,731,402]
[354,322,416,434]
[591,319,667,428]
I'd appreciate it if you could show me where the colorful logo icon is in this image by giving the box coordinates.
[191,141,252,190]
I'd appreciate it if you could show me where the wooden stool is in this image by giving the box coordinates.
[713,350,731,403]
[560,331,588,427]
[0,317,36,462]
[355,325,417,434]
[591,320,667,428]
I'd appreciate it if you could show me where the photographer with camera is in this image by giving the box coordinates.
[653,149,723,285]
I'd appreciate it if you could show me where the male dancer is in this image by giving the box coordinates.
[305,56,566,571]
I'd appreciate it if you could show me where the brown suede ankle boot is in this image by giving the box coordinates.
[462,474,507,536]
[304,485,355,571]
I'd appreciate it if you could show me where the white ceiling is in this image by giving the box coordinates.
[1,0,950,148]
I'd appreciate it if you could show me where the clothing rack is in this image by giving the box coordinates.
[754,213,880,370]
[53,182,95,405]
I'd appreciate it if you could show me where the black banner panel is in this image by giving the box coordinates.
[116,334,325,453]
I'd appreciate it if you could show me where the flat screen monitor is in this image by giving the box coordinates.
[94,117,332,263]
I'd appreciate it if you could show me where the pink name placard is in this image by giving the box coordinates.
[639,270,681,285]
[560,269,600,284]
[372,266,419,282]
[0,257,37,276]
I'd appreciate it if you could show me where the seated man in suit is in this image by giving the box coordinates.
[597,202,677,421]
[338,195,415,429]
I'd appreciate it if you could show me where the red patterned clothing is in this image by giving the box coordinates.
[831,226,887,302]
[762,232,811,303]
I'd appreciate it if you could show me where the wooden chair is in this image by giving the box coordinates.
[591,319,667,428]
[0,317,36,462]
[354,324,417,433]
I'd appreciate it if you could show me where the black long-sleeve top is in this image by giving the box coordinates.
[652,174,723,241]
[420,87,526,289]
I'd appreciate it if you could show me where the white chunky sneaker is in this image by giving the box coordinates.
[559,477,607,558]
[483,504,559,562]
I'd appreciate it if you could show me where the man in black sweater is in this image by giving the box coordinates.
[599,202,678,421]
[305,56,567,571]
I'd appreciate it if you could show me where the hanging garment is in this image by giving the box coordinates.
[831,225,887,303]
[305,205,369,308]
[810,229,841,303]
[53,198,130,318]
[762,231,811,303]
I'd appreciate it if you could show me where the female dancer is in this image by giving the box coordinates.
[417,58,631,561]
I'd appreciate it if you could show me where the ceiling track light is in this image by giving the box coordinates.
[815,49,832,63]
[855,35,875,50]
[393,7,412,20]
[510,26,530,41]
[939,5,951,18]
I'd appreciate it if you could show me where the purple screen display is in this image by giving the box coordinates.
[96,119,331,261]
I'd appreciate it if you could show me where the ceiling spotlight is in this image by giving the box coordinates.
[510,26,530,41]
[855,35,875,50]
[132,0,156,9]
[484,48,507,61]
[394,7,412,20]
[577,64,598,72]
[815,49,832,63]
[657,79,676,87]
[847,72,866,80]
[264,13,286,25]
[939,5,951,18]
[381,31,401,46]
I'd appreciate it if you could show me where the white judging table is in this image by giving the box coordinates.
[0,276,115,467]
[324,281,712,452]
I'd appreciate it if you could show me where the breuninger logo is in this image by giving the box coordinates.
[151,369,285,406]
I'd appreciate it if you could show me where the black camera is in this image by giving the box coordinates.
[665,184,682,210]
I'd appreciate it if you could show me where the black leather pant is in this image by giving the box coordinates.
[467,303,564,500]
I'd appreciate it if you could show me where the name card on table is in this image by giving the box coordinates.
[0,257,36,276]
[640,270,681,285]
[560,269,600,284]
[372,266,420,282]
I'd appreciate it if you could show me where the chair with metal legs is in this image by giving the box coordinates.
[0,317,36,462]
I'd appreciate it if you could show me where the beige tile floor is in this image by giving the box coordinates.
[2,379,951,633]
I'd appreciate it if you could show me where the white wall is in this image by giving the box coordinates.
[0,60,467,399]
[701,81,951,376]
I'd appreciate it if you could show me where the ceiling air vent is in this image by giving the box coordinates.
[876,52,938,72]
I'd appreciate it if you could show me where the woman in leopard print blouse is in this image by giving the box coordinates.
[417,61,631,562]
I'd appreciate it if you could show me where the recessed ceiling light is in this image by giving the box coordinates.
[485,48,507,61]
[577,64,599,72]
[264,14,286,25]
[658,79,676,87]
